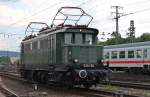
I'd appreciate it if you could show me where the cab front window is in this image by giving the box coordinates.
[64,33,96,45]
[65,33,72,44]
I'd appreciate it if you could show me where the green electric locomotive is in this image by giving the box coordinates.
[20,7,108,88]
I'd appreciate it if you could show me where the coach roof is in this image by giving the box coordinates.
[104,41,150,49]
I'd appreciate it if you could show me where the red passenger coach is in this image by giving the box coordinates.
[103,41,150,73]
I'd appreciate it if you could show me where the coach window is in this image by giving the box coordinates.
[143,49,147,58]
[136,50,142,58]
[111,51,117,59]
[128,50,134,58]
[105,52,110,59]
[119,51,125,58]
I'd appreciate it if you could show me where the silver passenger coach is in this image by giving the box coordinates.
[103,41,150,73]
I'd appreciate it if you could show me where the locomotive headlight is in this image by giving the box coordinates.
[74,59,78,63]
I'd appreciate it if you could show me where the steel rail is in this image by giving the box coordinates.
[100,80,150,90]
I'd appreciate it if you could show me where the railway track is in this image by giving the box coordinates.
[110,72,150,83]
[100,80,150,90]
[0,86,19,97]
[0,72,142,97]
[72,88,140,97]
[0,76,19,97]
[110,77,150,83]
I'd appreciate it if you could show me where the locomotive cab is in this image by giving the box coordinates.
[62,28,103,66]
[61,28,106,87]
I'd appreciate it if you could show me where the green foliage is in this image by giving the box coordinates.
[99,37,126,46]
[136,33,150,42]
[0,57,11,65]
[99,32,150,45]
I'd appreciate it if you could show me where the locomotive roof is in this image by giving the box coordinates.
[23,7,98,43]
[40,26,99,35]
[22,27,98,43]
[104,41,150,49]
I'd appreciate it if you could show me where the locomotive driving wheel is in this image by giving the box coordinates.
[83,84,92,88]
[61,71,73,88]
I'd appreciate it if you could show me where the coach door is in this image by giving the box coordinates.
[143,49,149,69]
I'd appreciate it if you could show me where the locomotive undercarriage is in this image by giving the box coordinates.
[20,66,107,88]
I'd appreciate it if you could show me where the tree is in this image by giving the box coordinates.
[138,33,150,42]
[0,56,11,65]
[99,32,150,46]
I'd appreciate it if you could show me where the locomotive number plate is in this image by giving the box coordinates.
[83,64,95,68]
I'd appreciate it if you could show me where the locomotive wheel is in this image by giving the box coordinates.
[65,79,73,89]
[20,70,25,78]
[40,72,47,83]
[37,71,42,82]
[23,70,28,79]
[33,72,38,82]
[67,79,73,88]
[62,72,73,88]
[83,84,92,88]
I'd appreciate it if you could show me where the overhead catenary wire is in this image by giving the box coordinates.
[123,0,150,6]
[1,0,67,38]
[0,0,93,51]
[4,0,150,29]
[1,0,92,37]
[8,0,66,27]
[8,0,92,27]
[5,0,150,36]
[2,0,150,50]
[98,6,150,30]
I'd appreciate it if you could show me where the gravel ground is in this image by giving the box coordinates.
[99,72,150,97]
[0,77,9,97]
[95,84,150,97]
[0,92,5,97]
[110,72,150,80]
[0,76,84,97]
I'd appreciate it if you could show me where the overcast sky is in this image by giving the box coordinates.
[0,0,150,51]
